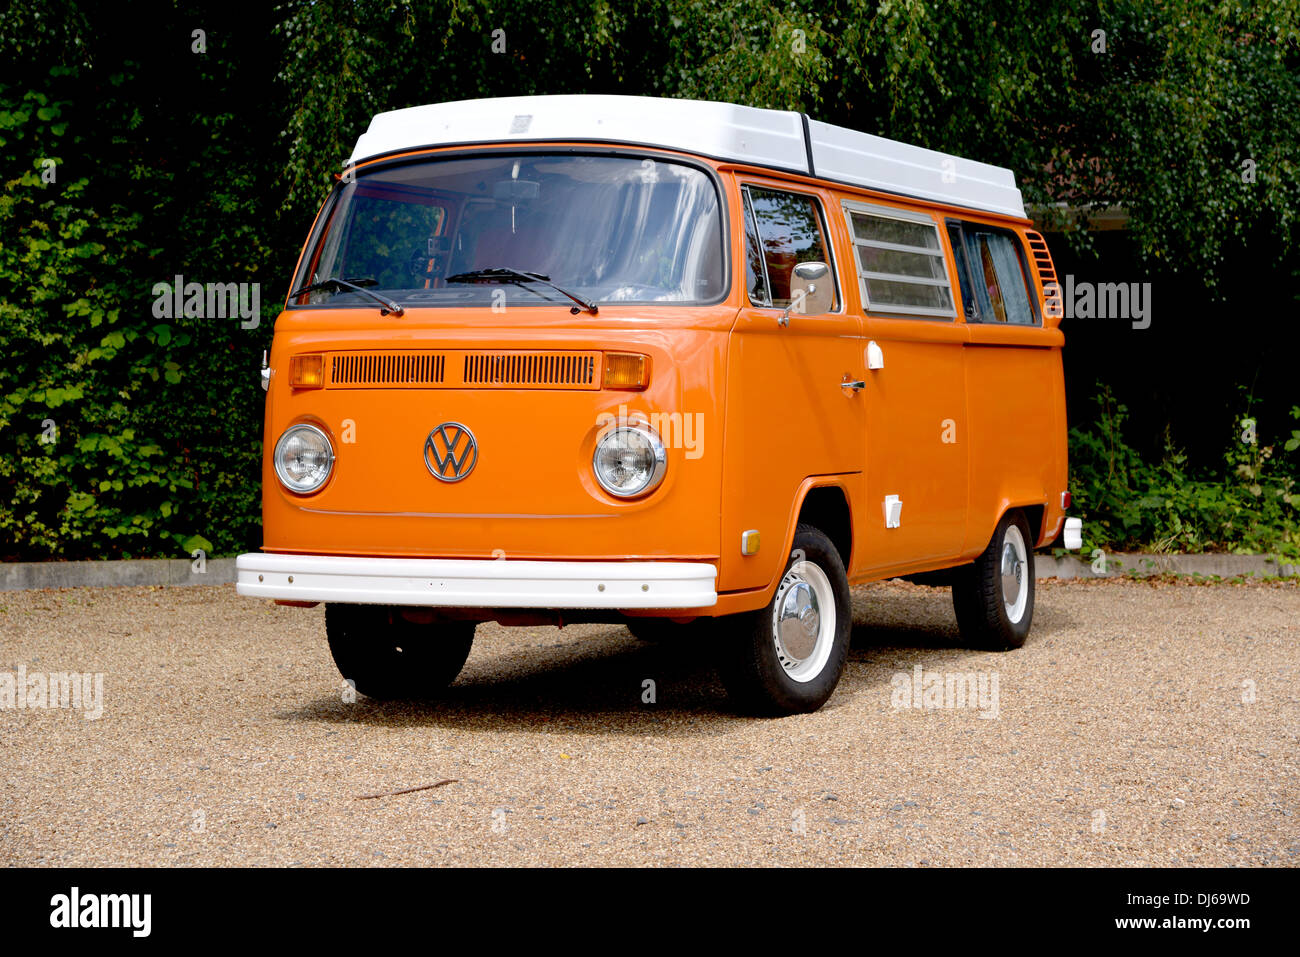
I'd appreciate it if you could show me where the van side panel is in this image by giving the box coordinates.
[961,341,1063,552]
[716,172,865,598]
[959,222,1068,552]
[716,326,865,596]
[716,174,1070,596]
[827,191,972,576]
[854,315,971,571]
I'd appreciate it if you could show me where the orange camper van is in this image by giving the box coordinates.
[237,95,1083,715]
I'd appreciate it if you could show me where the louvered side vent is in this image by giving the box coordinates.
[329,352,446,387]
[1025,229,1063,320]
[462,352,600,389]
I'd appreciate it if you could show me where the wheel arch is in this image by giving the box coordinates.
[771,478,854,594]
[976,494,1049,553]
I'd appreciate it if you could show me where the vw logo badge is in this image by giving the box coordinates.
[423,422,478,482]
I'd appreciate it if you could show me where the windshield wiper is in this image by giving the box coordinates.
[289,276,405,317]
[444,267,598,315]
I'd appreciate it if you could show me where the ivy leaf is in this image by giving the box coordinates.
[181,534,213,554]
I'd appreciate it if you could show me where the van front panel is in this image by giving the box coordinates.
[261,310,731,562]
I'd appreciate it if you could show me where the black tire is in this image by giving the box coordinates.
[952,510,1035,650]
[715,524,852,716]
[325,604,475,700]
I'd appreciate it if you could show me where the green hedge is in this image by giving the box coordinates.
[0,7,280,561]
[1069,385,1300,560]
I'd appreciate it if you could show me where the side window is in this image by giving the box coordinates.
[743,185,837,309]
[843,202,954,319]
[946,223,979,320]
[955,224,1038,325]
[743,193,768,304]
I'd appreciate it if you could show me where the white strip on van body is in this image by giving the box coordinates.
[236,553,718,609]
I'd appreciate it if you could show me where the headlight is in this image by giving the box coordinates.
[274,423,334,493]
[592,424,667,498]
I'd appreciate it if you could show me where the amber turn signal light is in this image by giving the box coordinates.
[603,352,650,391]
[289,354,324,389]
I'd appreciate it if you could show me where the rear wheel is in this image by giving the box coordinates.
[952,510,1035,650]
[716,524,852,715]
[325,604,475,700]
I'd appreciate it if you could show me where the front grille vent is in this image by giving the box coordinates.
[325,350,600,389]
[463,352,598,387]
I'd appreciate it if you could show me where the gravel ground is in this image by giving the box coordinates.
[1,578,1297,867]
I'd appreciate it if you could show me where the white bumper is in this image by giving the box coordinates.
[1063,517,1083,551]
[235,553,717,609]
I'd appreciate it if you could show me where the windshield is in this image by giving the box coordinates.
[291,153,726,309]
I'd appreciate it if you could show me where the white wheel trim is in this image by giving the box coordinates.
[1000,524,1029,624]
[771,560,837,683]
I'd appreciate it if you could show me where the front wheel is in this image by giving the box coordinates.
[952,510,1035,650]
[715,524,852,716]
[325,604,475,700]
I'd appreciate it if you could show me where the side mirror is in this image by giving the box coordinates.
[779,261,833,326]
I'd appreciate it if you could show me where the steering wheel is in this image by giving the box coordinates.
[408,246,436,278]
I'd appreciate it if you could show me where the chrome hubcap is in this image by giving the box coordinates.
[1000,525,1029,623]
[777,580,821,662]
[771,560,836,683]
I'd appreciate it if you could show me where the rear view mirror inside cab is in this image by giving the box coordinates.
[492,179,541,203]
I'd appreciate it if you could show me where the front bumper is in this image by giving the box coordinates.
[235,553,718,609]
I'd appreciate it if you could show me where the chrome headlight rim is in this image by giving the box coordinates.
[273,422,335,494]
[592,423,668,499]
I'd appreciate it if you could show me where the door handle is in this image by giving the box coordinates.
[841,375,866,392]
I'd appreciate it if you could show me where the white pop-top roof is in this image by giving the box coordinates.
[348,94,1026,219]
